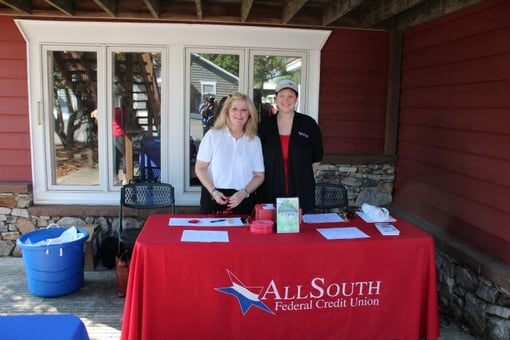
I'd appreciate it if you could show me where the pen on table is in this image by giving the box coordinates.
[210,219,226,223]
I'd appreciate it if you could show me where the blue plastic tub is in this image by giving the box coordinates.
[16,227,89,297]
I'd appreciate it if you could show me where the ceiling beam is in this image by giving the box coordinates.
[195,0,203,20]
[397,0,483,29]
[93,0,117,17]
[282,0,309,24]
[141,0,160,19]
[361,0,426,27]
[240,0,254,22]
[44,0,74,16]
[322,0,364,26]
[0,0,31,14]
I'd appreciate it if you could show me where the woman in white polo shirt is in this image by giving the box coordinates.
[195,92,265,215]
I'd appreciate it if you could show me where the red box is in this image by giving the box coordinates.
[254,204,276,221]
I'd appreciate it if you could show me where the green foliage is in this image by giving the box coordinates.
[200,54,240,75]
[253,56,290,88]
[199,54,292,88]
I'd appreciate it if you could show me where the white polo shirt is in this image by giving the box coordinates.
[197,127,265,190]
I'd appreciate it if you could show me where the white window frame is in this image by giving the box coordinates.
[16,20,331,205]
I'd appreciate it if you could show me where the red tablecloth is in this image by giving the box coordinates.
[121,214,439,340]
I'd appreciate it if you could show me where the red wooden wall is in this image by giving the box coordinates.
[394,0,510,263]
[0,17,31,181]
[319,29,389,155]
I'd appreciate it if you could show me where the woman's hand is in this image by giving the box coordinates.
[227,190,248,209]
[211,189,229,205]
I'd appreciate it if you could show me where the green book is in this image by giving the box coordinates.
[276,197,300,233]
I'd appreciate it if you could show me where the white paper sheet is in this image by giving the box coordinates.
[180,230,229,243]
[317,227,370,240]
[169,217,245,227]
[355,211,396,223]
[302,213,346,223]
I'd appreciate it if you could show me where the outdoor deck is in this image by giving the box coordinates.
[0,256,477,340]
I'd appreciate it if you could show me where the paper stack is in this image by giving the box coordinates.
[374,223,400,236]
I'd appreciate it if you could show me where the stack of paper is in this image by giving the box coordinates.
[374,223,400,236]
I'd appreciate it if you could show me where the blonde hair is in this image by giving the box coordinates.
[212,92,259,139]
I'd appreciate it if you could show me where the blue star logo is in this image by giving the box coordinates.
[215,269,274,315]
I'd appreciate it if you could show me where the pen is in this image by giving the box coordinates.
[210,219,226,223]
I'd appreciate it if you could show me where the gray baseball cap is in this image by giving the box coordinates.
[275,79,298,95]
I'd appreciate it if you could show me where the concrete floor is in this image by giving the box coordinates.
[0,256,478,340]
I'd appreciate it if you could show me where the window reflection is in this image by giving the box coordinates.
[188,52,239,187]
[51,51,99,185]
[112,52,161,185]
[252,55,302,122]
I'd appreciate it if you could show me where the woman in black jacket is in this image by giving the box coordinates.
[258,79,323,213]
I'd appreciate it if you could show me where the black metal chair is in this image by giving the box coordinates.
[118,182,175,252]
[314,182,349,213]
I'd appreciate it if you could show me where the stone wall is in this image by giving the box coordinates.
[0,185,117,257]
[436,250,510,339]
[316,163,395,208]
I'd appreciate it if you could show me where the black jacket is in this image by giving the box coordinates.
[258,112,323,213]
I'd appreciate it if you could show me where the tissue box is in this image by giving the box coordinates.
[80,224,102,271]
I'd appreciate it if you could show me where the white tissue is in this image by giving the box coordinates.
[361,203,389,221]
[29,226,85,246]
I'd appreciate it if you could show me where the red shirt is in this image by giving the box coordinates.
[279,134,290,194]
[113,107,124,137]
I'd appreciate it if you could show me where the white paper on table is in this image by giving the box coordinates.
[374,223,400,236]
[355,211,396,223]
[180,230,229,243]
[169,217,245,227]
[317,227,370,240]
[302,213,346,223]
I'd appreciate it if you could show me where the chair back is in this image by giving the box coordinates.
[120,182,174,210]
[315,182,348,212]
[118,182,175,252]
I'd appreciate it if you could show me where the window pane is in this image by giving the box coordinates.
[112,52,162,185]
[252,55,302,120]
[188,52,240,187]
[51,51,99,185]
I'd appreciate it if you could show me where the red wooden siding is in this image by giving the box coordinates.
[395,0,510,263]
[0,17,31,181]
[319,29,389,155]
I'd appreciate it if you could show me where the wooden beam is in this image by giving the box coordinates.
[44,0,74,16]
[141,0,160,19]
[361,0,427,27]
[93,0,117,18]
[322,0,364,26]
[384,30,402,156]
[282,0,309,24]
[0,0,31,14]
[195,0,203,20]
[397,0,483,29]
[240,0,254,22]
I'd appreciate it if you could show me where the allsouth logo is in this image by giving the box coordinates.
[216,269,382,315]
[215,269,274,315]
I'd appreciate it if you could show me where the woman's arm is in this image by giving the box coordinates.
[228,172,265,209]
[195,159,228,204]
